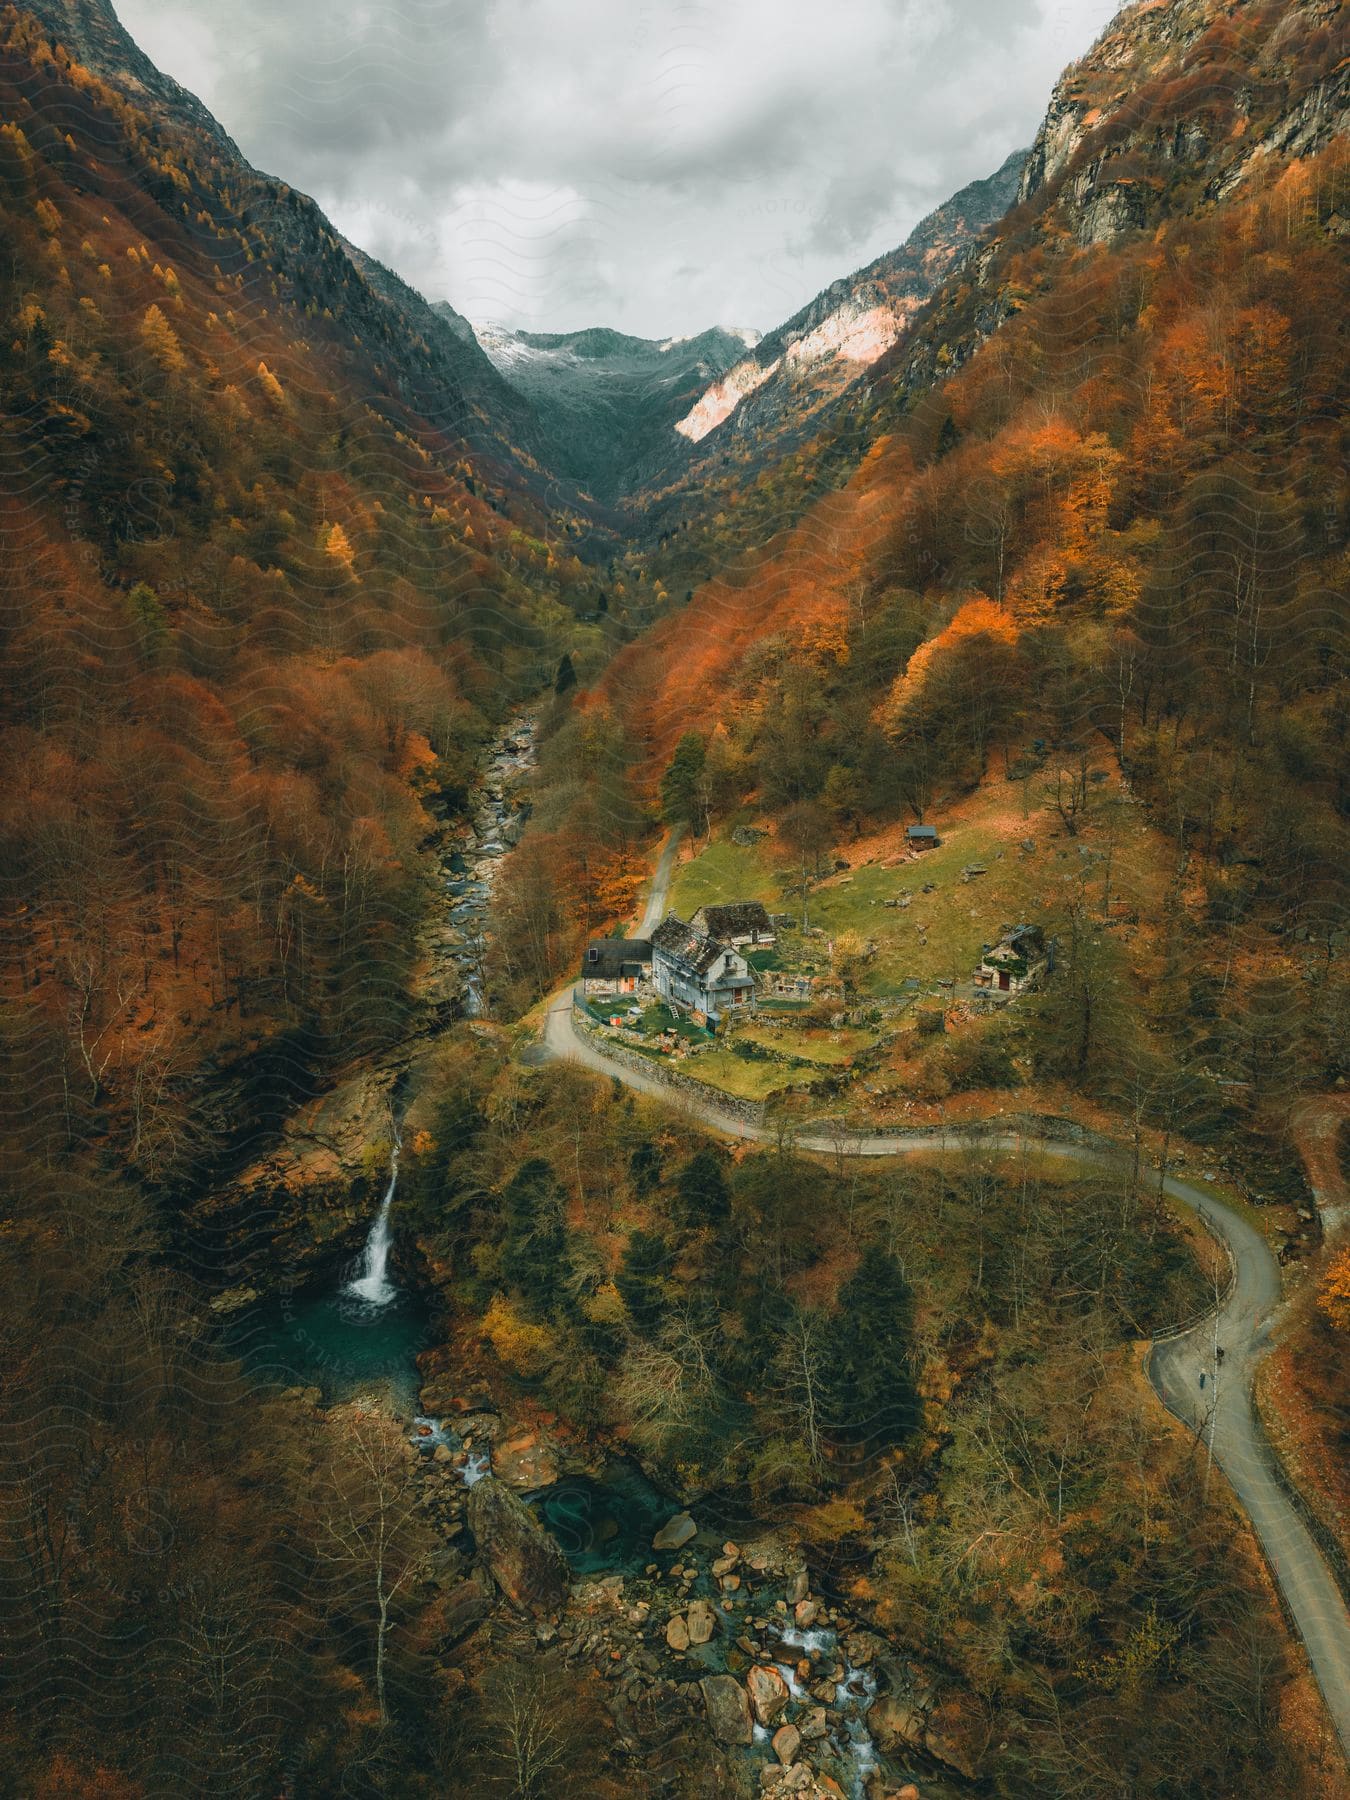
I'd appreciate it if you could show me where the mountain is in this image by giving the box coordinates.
[467,151,1025,514]
[0,0,616,1147]
[587,0,1348,790]
[458,317,758,502]
[13,0,568,500]
[671,146,1028,449]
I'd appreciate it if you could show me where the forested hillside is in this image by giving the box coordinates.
[540,0,1349,1069]
[0,0,617,1182]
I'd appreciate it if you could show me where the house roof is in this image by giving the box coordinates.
[907,823,938,839]
[582,937,651,979]
[982,923,1046,966]
[651,914,733,978]
[692,900,773,939]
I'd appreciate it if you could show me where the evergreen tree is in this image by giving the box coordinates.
[501,1157,566,1315]
[660,732,706,826]
[554,651,577,696]
[677,1148,729,1226]
[822,1245,918,1451]
[616,1230,669,1334]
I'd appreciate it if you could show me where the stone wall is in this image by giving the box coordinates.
[571,1005,767,1128]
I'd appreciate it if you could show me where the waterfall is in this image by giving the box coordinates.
[345,1131,401,1307]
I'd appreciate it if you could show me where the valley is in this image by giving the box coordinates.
[0,1,1347,1796]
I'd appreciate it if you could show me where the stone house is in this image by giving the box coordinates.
[974,923,1047,999]
[906,823,940,850]
[650,914,755,1026]
[690,900,776,948]
[581,938,652,998]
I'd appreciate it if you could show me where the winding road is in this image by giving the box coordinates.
[541,834,1350,1758]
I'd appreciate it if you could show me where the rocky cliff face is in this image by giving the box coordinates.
[867,0,1348,414]
[673,147,1028,449]
[1015,0,1348,242]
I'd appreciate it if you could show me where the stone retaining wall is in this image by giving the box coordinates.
[571,1006,767,1127]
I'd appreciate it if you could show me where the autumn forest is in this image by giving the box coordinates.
[0,2,1348,1797]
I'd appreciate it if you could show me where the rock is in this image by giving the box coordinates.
[787,1569,809,1604]
[869,1694,926,1755]
[687,1598,716,1645]
[844,1629,883,1666]
[665,1612,690,1652]
[811,1680,836,1705]
[798,1707,828,1741]
[721,1573,741,1591]
[794,1599,820,1628]
[701,1673,753,1745]
[895,1787,922,1800]
[208,1284,260,1315]
[772,1723,801,1765]
[454,1410,503,1443]
[466,1475,568,1618]
[712,1553,739,1577]
[747,1663,790,1727]
[924,1703,981,1781]
[432,1443,453,1464]
[492,1427,560,1489]
[653,1511,696,1551]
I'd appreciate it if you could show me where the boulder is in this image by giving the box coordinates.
[492,1427,560,1489]
[701,1673,753,1744]
[686,1598,716,1645]
[653,1511,696,1551]
[772,1723,801,1765]
[869,1694,926,1755]
[787,1568,809,1604]
[666,1612,690,1652]
[747,1663,790,1727]
[794,1599,820,1628]
[466,1475,568,1618]
[844,1629,883,1666]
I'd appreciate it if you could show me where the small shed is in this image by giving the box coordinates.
[974,923,1047,999]
[581,938,651,997]
[907,824,940,849]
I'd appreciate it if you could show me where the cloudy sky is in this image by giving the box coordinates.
[116,0,1116,339]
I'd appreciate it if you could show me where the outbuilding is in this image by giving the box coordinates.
[581,938,651,998]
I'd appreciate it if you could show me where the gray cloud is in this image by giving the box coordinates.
[115,0,1116,337]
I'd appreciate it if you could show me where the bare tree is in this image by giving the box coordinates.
[315,1411,432,1727]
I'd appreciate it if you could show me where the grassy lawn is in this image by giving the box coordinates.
[735,1023,876,1066]
[680,1050,801,1100]
[667,839,780,918]
[639,1001,708,1042]
[669,777,1168,1001]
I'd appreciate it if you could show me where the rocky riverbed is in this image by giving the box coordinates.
[402,1392,956,1800]
[417,707,537,1022]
